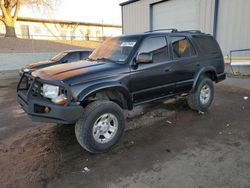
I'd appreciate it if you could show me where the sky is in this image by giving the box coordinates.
[19,0,125,25]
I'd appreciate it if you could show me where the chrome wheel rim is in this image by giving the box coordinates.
[92,113,118,143]
[200,84,211,105]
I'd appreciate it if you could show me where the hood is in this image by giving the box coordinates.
[26,60,53,69]
[31,60,125,85]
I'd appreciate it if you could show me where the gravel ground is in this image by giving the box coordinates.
[0,72,250,188]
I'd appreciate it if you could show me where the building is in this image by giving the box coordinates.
[120,0,250,56]
[0,17,122,41]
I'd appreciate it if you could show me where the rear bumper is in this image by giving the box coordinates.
[217,72,226,82]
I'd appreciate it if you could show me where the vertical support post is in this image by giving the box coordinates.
[213,0,219,39]
[149,4,153,31]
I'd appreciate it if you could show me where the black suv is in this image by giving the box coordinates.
[17,29,226,153]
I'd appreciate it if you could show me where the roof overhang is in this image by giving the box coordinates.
[120,0,140,6]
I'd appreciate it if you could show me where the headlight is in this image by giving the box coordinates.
[23,68,30,72]
[43,84,59,99]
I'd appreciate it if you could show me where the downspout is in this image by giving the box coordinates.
[213,0,219,39]
[121,6,124,34]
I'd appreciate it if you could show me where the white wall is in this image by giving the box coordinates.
[122,0,250,56]
[122,0,214,34]
[217,0,250,56]
[0,52,58,71]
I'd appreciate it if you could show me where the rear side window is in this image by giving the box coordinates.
[138,36,169,63]
[193,36,220,54]
[171,37,196,59]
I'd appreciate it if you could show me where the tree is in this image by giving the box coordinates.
[0,0,20,37]
[0,0,58,37]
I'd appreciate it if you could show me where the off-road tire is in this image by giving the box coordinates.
[75,100,125,153]
[187,77,214,112]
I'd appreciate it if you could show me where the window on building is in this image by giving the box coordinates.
[34,26,41,34]
[138,36,169,63]
[96,30,101,37]
[20,25,30,39]
[60,29,67,40]
[171,37,195,58]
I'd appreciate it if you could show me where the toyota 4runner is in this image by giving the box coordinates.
[17,29,226,153]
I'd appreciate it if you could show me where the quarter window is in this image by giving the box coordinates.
[171,37,195,58]
[139,37,169,63]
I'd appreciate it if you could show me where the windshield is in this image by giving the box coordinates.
[89,36,139,63]
[50,52,68,61]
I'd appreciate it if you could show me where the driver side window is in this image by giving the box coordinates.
[138,37,169,63]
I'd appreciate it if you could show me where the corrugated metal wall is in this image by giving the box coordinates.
[122,0,214,34]
[217,0,250,56]
[122,0,250,56]
[122,0,159,34]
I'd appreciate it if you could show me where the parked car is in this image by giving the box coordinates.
[19,49,93,75]
[17,29,226,153]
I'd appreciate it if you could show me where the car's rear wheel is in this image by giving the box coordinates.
[187,77,214,112]
[75,100,125,153]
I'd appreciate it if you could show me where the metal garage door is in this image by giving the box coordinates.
[216,0,250,55]
[151,0,200,31]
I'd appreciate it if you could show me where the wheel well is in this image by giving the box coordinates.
[204,71,217,82]
[81,88,131,110]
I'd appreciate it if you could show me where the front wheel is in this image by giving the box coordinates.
[187,77,214,112]
[75,100,125,153]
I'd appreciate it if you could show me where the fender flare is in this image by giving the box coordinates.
[190,66,217,93]
[77,82,133,110]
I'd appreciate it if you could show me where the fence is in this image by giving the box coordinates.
[0,24,115,42]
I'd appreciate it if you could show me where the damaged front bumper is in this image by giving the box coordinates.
[17,74,84,124]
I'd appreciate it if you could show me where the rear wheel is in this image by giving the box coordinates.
[75,100,125,153]
[187,77,214,112]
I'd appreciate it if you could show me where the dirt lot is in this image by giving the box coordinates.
[0,72,250,188]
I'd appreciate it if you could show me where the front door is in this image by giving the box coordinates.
[128,36,175,104]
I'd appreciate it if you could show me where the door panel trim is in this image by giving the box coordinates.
[132,82,175,95]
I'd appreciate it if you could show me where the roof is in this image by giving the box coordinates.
[64,49,93,53]
[120,29,204,37]
[120,0,140,6]
[17,17,121,28]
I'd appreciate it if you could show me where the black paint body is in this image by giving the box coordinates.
[17,31,226,124]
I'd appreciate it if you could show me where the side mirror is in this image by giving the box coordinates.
[136,52,153,64]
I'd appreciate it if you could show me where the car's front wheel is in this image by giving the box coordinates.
[75,100,125,153]
[187,77,214,112]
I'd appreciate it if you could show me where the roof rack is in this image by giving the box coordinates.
[144,28,178,33]
[178,30,201,33]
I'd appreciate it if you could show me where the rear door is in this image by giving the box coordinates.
[168,35,199,92]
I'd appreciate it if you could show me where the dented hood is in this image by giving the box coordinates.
[31,60,122,84]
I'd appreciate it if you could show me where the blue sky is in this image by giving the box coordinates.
[20,0,125,25]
